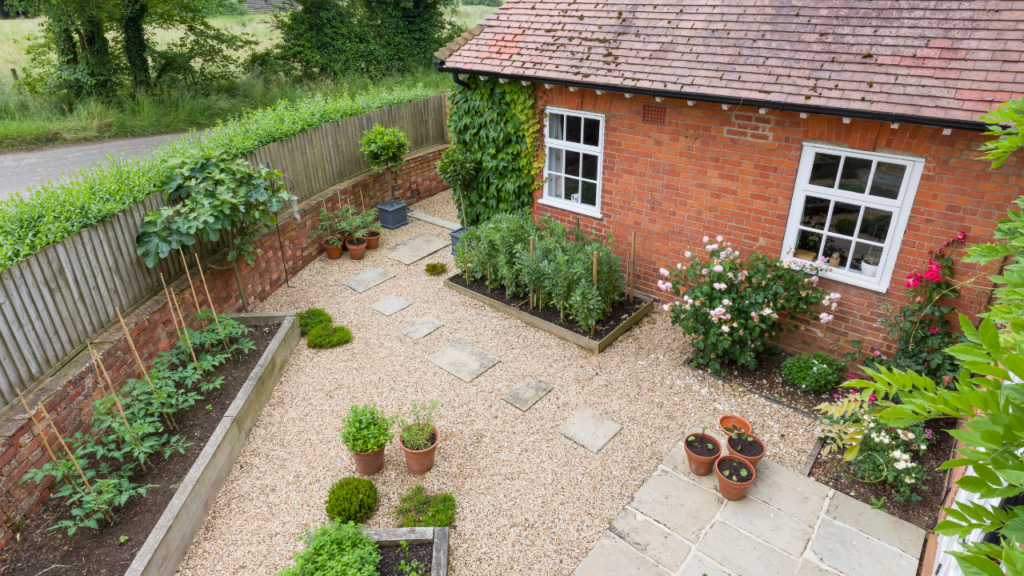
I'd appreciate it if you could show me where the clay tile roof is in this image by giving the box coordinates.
[438,0,1024,125]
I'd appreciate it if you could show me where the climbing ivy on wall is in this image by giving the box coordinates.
[445,76,543,226]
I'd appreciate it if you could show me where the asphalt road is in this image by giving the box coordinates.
[0,133,193,202]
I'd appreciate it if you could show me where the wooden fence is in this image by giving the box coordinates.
[0,94,448,407]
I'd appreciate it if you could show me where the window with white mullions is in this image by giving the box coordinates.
[542,109,604,217]
[782,144,925,292]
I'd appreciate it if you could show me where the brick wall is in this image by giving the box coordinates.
[0,145,448,548]
[531,87,1022,358]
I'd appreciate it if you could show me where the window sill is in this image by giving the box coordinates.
[782,257,891,294]
[537,197,603,219]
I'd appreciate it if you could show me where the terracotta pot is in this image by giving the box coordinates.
[400,426,439,475]
[362,231,380,250]
[682,432,721,476]
[351,446,385,476]
[726,433,766,469]
[715,455,756,501]
[346,238,367,260]
[719,414,752,435]
[338,232,354,251]
[322,240,343,260]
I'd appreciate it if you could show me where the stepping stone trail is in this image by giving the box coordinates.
[428,340,500,382]
[343,268,395,293]
[502,377,553,411]
[402,317,445,340]
[560,407,622,453]
[370,295,411,316]
[383,234,450,265]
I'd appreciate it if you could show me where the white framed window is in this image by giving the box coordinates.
[781,143,925,292]
[540,108,604,218]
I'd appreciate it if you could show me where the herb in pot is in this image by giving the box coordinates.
[340,404,395,454]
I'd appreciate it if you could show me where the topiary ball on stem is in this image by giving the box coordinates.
[308,324,352,349]
[425,262,447,276]
[298,307,332,336]
[325,477,378,523]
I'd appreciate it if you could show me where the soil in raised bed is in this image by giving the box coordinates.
[809,417,959,529]
[1,323,281,576]
[448,273,647,341]
[378,542,433,576]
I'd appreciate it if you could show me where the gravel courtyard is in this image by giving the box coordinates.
[178,191,819,576]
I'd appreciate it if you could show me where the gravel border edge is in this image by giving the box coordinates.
[126,313,300,576]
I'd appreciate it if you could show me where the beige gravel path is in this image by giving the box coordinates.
[178,192,818,576]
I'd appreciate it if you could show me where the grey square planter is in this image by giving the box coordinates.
[378,200,409,230]
[449,226,469,255]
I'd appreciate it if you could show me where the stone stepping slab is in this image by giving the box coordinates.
[383,234,450,265]
[502,377,553,412]
[560,407,622,454]
[370,295,411,316]
[408,210,461,231]
[343,268,395,293]
[402,317,445,340]
[427,339,500,382]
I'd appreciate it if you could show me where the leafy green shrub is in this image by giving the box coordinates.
[398,399,439,450]
[340,404,395,454]
[455,212,624,333]
[425,263,447,276]
[446,77,541,225]
[360,125,409,203]
[307,324,352,349]
[325,477,378,523]
[435,142,478,227]
[781,352,845,393]
[276,520,380,576]
[0,86,438,272]
[661,238,836,376]
[392,485,457,527]
[298,308,333,336]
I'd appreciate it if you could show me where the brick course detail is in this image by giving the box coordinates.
[532,87,1020,359]
[0,145,448,549]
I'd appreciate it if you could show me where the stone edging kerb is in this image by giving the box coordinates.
[125,312,300,576]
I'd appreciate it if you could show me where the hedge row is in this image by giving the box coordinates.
[0,86,441,272]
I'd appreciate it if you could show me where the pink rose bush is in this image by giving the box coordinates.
[660,235,839,375]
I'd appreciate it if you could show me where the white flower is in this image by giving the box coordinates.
[676,263,682,269]
[684,251,692,258]
[660,268,670,277]
[762,307,773,315]
[663,304,670,312]
[907,433,915,440]
[829,292,842,301]
[894,461,907,470]
[721,325,730,332]
[722,299,731,306]
[819,313,834,324]
[713,265,724,273]
[904,477,915,484]
[716,235,723,242]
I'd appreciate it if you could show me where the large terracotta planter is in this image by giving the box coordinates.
[727,433,766,469]
[352,446,385,476]
[400,427,439,475]
[682,432,721,476]
[716,455,756,501]
[719,414,752,435]
[362,231,380,250]
[347,238,367,260]
[322,240,343,260]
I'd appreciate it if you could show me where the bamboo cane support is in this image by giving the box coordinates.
[337,187,343,207]
[629,231,636,302]
[161,283,184,343]
[115,308,173,430]
[86,347,123,447]
[17,391,59,465]
[194,254,232,358]
[39,403,113,523]
[161,274,202,375]
[178,249,208,332]
[360,190,366,212]
[88,345,146,472]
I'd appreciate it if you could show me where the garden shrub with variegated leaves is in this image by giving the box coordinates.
[660,235,837,375]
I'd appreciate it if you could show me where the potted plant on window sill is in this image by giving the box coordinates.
[361,124,410,230]
[398,399,440,475]
[340,404,395,476]
[860,255,879,277]
[436,143,479,255]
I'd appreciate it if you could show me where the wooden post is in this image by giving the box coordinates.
[88,345,145,472]
[115,308,173,429]
[38,403,113,523]
[593,251,598,284]
[629,231,636,302]
[16,391,60,466]
[10,68,17,81]
[194,254,232,358]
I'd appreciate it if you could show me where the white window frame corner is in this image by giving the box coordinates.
[779,143,926,294]
[540,106,605,219]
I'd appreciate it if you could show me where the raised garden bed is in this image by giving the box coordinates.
[445,274,652,353]
[2,313,298,576]
[369,527,450,576]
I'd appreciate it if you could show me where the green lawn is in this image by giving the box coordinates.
[0,8,495,151]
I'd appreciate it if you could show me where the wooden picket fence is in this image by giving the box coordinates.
[0,94,448,408]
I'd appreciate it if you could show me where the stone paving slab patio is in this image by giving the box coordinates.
[401,316,444,340]
[370,295,412,316]
[502,376,553,411]
[427,339,500,382]
[342,268,395,292]
[572,435,926,576]
[383,233,450,265]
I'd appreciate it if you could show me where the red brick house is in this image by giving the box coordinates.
[434,0,1024,356]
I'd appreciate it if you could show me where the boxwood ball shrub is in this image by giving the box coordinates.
[297,307,333,336]
[276,520,379,576]
[325,477,378,523]
[340,404,395,454]
[425,262,447,275]
[660,237,839,375]
[307,324,352,349]
[781,352,845,392]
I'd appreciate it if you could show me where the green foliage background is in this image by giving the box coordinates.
[445,76,542,225]
[0,85,436,272]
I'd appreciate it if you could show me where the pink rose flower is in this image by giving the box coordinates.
[928,327,939,334]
